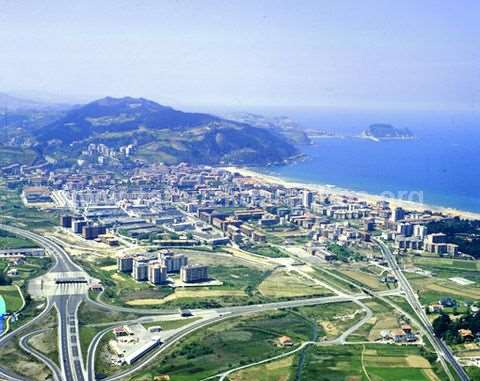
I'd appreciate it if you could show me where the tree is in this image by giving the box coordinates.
[432,313,452,338]
[0,272,11,286]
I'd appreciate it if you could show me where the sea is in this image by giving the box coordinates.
[254,108,480,214]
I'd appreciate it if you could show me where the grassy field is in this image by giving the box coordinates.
[4,256,53,282]
[405,271,480,305]
[144,263,269,309]
[0,231,38,249]
[28,309,59,367]
[301,344,445,381]
[336,268,388,291]
[258,269,332,298]
[466,366,480,380]
[142,317,201,331]
[361,300,405,342]
[127,310,314,381]
[243,244,289,258]
[0,285,23,312]
[311,268,357,294]
[78,257,174,308]
[79,324,105,364]
[0,339,53,380]
[78,300,143,326]
[0,304,58,380]
[0,183,59,229]
[229,355,295,381]
[80,253,276,309]
[413,256,480,270]
[78,301,145,364]
[295,302,363,340]
[127,289,247,306]
[411,256,480,286]
[0,256,52,331]
[0,260,7,273]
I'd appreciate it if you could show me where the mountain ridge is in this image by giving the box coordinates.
[32,96,298,165]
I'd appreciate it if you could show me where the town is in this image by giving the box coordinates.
[1,160,479,380]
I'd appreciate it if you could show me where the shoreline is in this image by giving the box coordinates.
[223,166,480,221]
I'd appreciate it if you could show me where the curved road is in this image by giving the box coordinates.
[18,329,63,381]
[90,295,363,381]
[0,225,367,381]
[0,224,88,381]
[2,224,458,381]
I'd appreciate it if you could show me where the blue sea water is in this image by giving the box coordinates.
[256,108,480,213]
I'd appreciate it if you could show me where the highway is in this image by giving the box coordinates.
[0,225,366,381]
[374,238,470,381]
[0,223,467,381]
[0,224,88,381]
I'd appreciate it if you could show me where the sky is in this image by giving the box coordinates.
[0,1,479,111]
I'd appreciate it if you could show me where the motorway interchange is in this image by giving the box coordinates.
[0,224,471,381]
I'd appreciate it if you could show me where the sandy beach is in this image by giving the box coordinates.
[224,166,480,220]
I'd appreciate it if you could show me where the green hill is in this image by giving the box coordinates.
[35,97,298,165]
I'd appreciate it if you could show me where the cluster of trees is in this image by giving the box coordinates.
[433,311,480,344]
[427,217,480,259]
[328,243,364,262]
[0,271,11,285]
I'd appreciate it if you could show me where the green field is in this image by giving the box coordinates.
[142,317,201,331]
[295,302,363,340]
[0,338,53,380]
[301,344,446,381]
[0,184,59,229]
[28,308,59,367]
[466,366,480,380]
[258,269,332,298]
[0,285,23,312]
[229,355,295,381]
[78,257,174,309]
[78,301,145,364]
[414,256,480,270]
[1,256,53,282]
[0,255,52,327]
[0,255,53,330]
[328,267,388,291]
[78,300,143,326]
[82,252,277,310]
[9,298,47,331]
[412,256,480,284]
[0,231,38,249]
[405,271,480,306]
[337,268,388,291]
[127,310,315,381]
[79,324,105,364]
[0,304,58,379]
[243,244,289,258]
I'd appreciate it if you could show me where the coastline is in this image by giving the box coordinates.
[223,166,480,221]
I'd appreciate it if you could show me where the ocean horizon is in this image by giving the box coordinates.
[255,108,480,214]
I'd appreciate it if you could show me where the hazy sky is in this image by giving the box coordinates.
[0,1,479,110]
